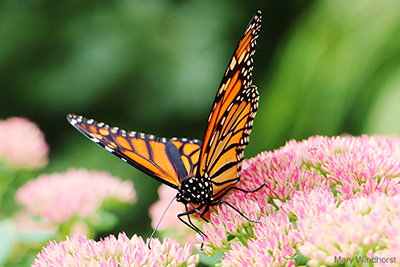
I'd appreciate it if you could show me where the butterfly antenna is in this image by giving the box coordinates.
[147,194,177,249]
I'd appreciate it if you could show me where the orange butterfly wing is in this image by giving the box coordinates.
[67,114,201,189]
[197,11,261,198]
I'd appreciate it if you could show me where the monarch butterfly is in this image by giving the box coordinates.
[68,10,263,240]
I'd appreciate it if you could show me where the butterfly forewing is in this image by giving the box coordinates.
[67,114,201,189]
[197,11,261,197]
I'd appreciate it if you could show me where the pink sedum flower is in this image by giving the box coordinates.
[240,135,400,202]
[16,168,136,223]
[193,135,400,266]
[196,197,271,254]
[299,194,400,266]
[221,212,297,267]
[32,232,200,267]
[278,188,338,240]
[0,117,48,169]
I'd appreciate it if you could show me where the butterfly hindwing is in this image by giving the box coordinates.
[197,11,261,198]
[67,114,201,189]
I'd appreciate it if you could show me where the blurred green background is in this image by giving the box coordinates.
[2,0,400,239]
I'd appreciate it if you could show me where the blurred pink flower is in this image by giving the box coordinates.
[149,184,198,245]
[16,168,136,223]
[14,211,58,237]
[0,117,48,169]
[150,185,184,230]
[192,135,400,265]
[32,232,200,267]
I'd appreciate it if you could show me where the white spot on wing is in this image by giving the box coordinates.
[105,146,114,153]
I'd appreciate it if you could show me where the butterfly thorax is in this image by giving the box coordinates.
[176,174,213,205]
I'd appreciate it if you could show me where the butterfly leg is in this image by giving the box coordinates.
[188,203,204,216]
[188,203,210,222]
[229,183,267,194]
[199,204,210,222]
[212,183,267,202]
[209,183,267,224]
[177,204,206,237]
[177,204,208,250]
[213,199,261,223]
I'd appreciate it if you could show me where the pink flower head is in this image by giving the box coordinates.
[240,135,400,202]
[279,188,337,238]
[299,194,400,266]
[221,238,296,267]
[16,168,136,223]
[221,213,297,266]
[188,135,400,265]
[32,232,200,267]
[0,117,48,169]
[196,196,273,254]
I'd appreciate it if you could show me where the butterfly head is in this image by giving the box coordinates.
[176,174,213,205]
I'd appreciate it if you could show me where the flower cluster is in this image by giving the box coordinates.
[32,233,200,267]
[0,117,48,169]
[15,168,136,234]
[240,135,400,202]
[220,212,297,267]
[299,193,400,266]
[150,135,400,266]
